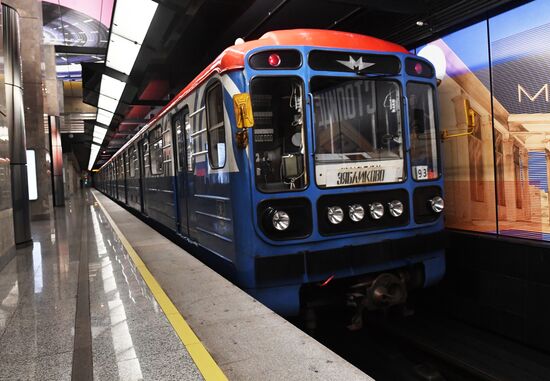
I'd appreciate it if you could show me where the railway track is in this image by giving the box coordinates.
[300,307,550,381]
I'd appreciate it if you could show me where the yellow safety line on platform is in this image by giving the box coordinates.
[92,192,228,381]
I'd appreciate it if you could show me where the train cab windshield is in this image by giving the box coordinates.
[251,77,307,192]
[311,77,404,188]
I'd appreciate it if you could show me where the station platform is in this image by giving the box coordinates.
[0,189,368,381]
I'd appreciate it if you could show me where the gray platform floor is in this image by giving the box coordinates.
[0,189,370,380]
[0,191,202,380]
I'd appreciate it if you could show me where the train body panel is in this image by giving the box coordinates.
[94,29,446,315]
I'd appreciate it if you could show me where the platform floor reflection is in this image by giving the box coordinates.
[0,191,203,380]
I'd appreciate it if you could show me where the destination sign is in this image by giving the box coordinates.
[317,159,403,187]
[334,167,386,185]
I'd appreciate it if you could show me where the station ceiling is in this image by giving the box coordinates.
[64,0,529,170]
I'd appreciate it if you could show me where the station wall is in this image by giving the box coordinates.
[417,0,550,242]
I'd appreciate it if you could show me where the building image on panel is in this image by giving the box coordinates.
[419,0,550,240]
[490,17,550,239]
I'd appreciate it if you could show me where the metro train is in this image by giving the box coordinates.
[95,29,446,317]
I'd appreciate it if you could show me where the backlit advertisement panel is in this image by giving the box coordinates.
[418,0,550,241]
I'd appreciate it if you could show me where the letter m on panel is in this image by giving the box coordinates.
[518,84,549,103]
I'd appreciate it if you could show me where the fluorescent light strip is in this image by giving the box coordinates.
[105,0,158,75]
[112,0,158,44]
[93,126,107,138]
[97,110,114,127]
[91,0,158,172]
[105,34,141,75]
[93,126,108,144]
[97,94,119,113]
[88,143,101,170]
[100,74,125,100]
[90,143,100,153]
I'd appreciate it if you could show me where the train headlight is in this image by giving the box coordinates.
[429,196,445,213]
[369,202,385,220]
[388,200,404,217]
[348,204,365,222]
[327,206,344,225]
[272,210,290,231]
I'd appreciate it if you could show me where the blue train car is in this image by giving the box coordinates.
[95,29,446,316]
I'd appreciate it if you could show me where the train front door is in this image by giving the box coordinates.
[173,108,191,237]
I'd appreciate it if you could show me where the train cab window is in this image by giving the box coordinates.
[407,82,439,181]
[250,77,307,192]
[205,83,226,169]
[149,126,163,175]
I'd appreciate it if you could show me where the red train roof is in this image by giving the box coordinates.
[169,29,408,110]
[101,29,407,169]
[243,28,408,55]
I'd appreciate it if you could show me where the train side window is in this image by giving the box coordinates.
[186,114,193,172]
[175,115,184,172]
[124,152,129,178]
[129,147,136,178]
[142,140,150,177]
[174,107,191,173]
[186,113,194,172]
[133,146,139,177]
[118,157,124,180]
[163,122,174,176]
[205,82,226,169]
[149,125,163,175]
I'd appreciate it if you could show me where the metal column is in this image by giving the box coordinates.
[49,115,65,206]
[4,4,31,246]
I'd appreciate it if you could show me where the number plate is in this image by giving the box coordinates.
[414,165,429,180]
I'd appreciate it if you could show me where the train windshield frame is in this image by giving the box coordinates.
[311,76,405,188]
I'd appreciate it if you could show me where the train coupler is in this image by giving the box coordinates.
[346,272,408,330]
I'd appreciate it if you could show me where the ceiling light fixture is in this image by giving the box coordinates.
[88,143,101,170]
[97,94,119,113]
[88,0,159,171]
[105,33,141,75]
[92,126,107,144]
[112,0,158,43]
[99,74,125,100]
[96,109,114,127]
